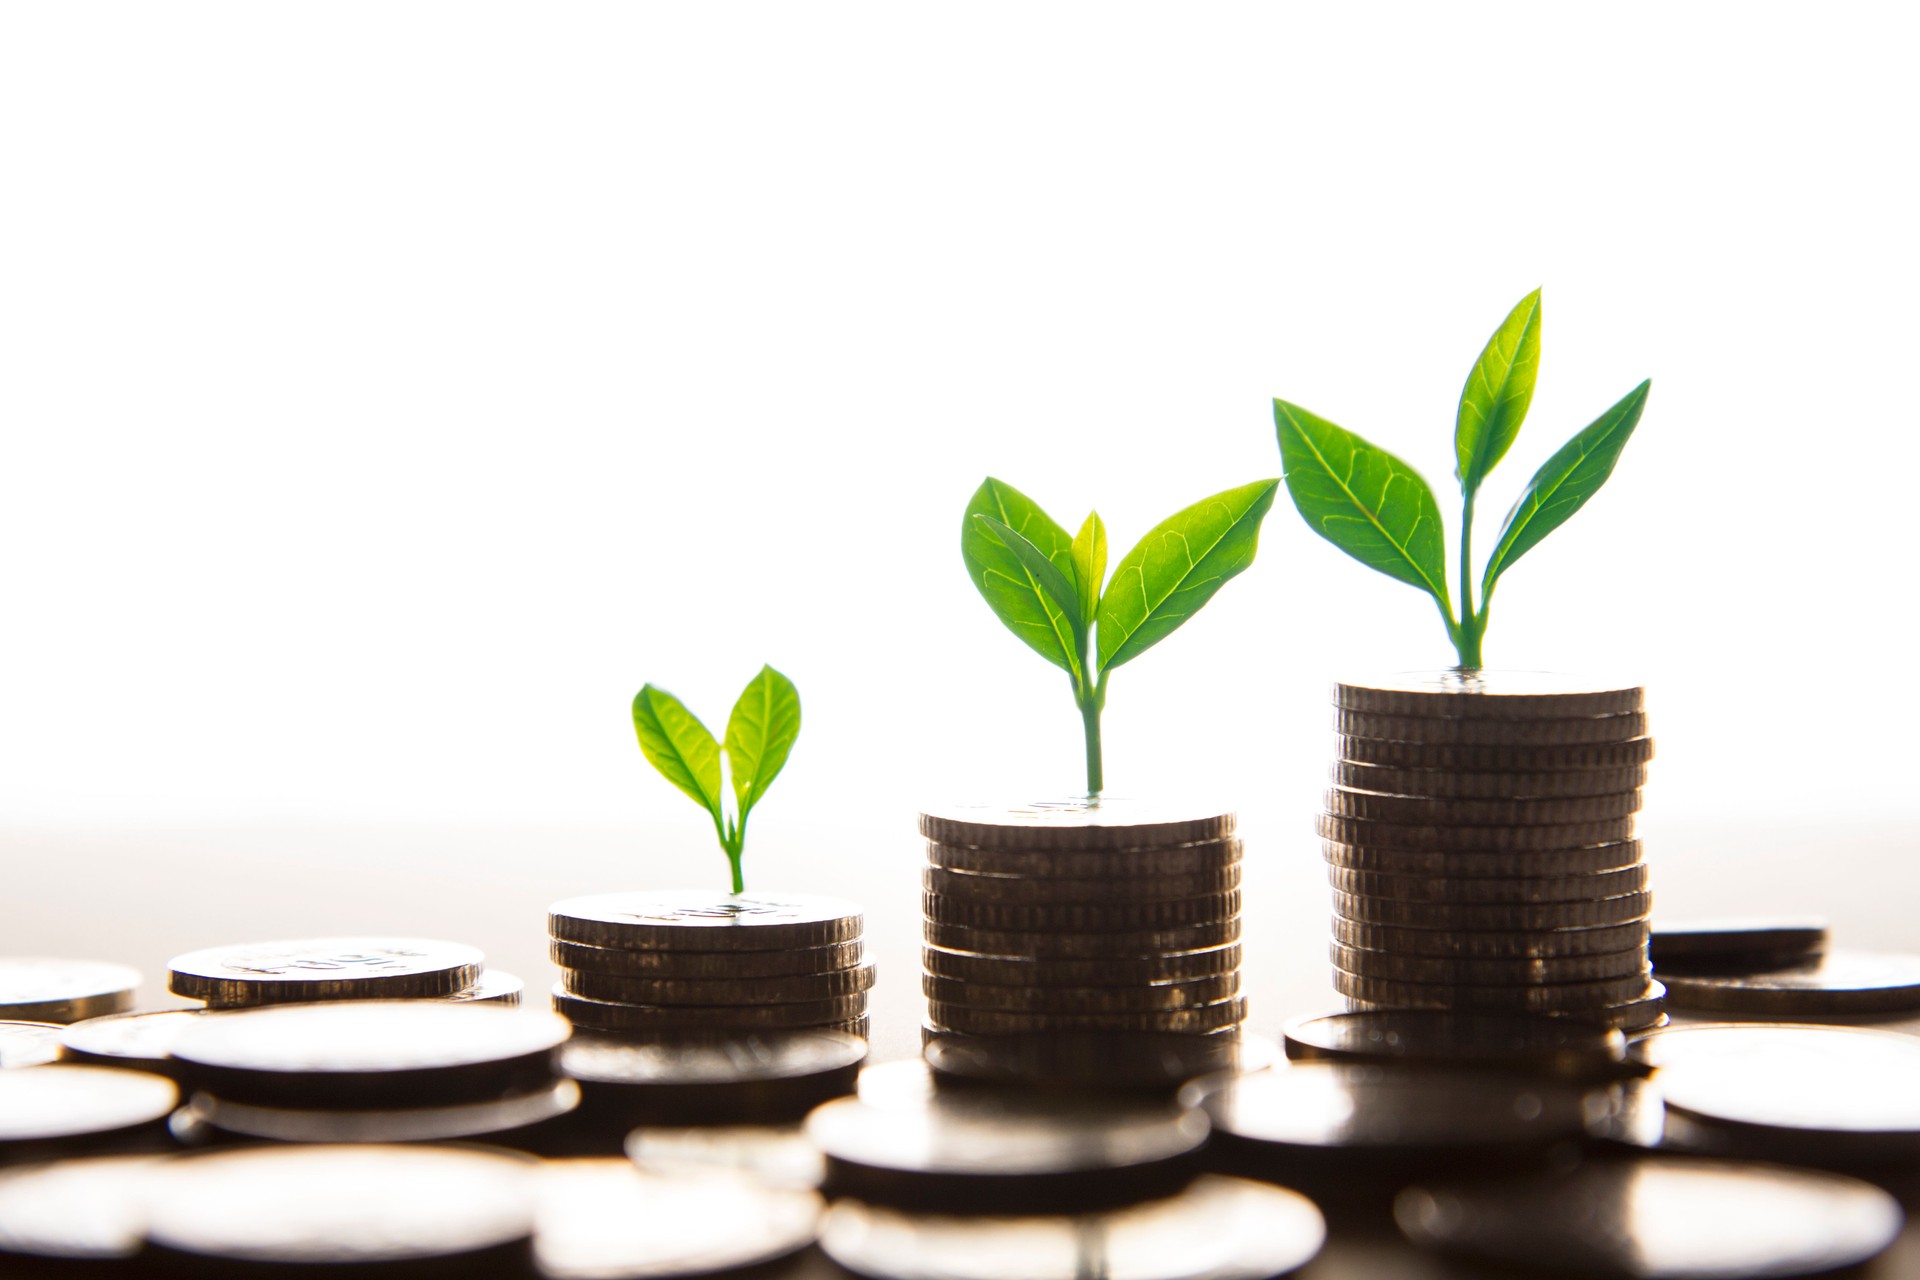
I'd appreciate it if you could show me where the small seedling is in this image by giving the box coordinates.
[631,665,800,894]
[962,478,1279,797]
[1274,289,1649,668]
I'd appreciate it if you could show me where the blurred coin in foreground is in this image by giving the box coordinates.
[167,937,483,1006]
[0,958,141,1023]
[561,1030,865,1127]
[59,1009,203,1077]
[0,1065,177,1161]
[1396,1156,1903,1279]
[0,1021,63,1070]
[1658,950,1920,1016]
[180,1079,580,1148]
[626,1123,825,1191]
[0,1154,158,1269]
[548,891,862,951]
[821,1174,1324,1280]
[1282,1010,1629,1082]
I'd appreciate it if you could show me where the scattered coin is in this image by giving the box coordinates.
[922,944,1241,988]
[926,996,1246,1037]
[919,799,1234,852]
[0,1021,63,1070]
[0,1065,177,1157]
[927,838,1242,881]
[1337,733,1657,772]
[925,918,1241,959]
[0,1155,158,1267]
[1325,786,1642,827]
[553,987,866,1033]
[169,1000,570,1109]
[446,969,524,1005]
[924,889,1242,933]
[560,1030,866,1126]
[1331,758,1649,800]
[167,937,483,1006]
[185,1078,581,1146]
[536,1160,821,1279]
[805,1091,1208,1214]
[1337,707,1648,746]
[0,958,141,1023]
[1332,916,1648,960]
[1331,941,1650,986]
[1332,967,1655,1014]
[1395,1156,1904,1279]
[626,1123,825,1191]
[1318,813,1637,853]
[819,1174,1325,1280]
[1334,671,1644,719]
[923,863,1243,904]
[1332,889,1651,931]
[59,1009,204,1075]
[922,973,1240,1015]
[1323,838,1645,879]
[562,962,876,1007]
[1281,1010,1629,1081]
[1658,950,1920,1016]
[1649,917,1829,969]
[1329,863,1649,905]
[551,937,866,979]
[548,891,862,951]
[925,1031,1281,1095]
[142,1144,537,1271]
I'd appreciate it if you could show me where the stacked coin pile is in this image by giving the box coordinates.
[1322,672,1660,1031]
[165,936,519,1007]
[548,891,871,1039]
[920,800,1246,1038]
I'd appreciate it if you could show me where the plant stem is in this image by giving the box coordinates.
[1080,687,1103,798]
[1455,488,1482,669]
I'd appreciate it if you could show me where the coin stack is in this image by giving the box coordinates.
[165,937,516,1007]
[1322,672,1661,1031]
[547,891,871,1039]
[920,800,1246,1039]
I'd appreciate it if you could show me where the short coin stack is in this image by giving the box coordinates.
[165,937,516,1007]
[1322,672,1661,1031]
[547,891,871,1039]
[920,800,1246,1038]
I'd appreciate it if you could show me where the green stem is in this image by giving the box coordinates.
[1455,488,1483,669]
[1080,685,1104,798]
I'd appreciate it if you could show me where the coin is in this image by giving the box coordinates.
[923,863,1243,904]
[142,1145,536,1270]
[925,1031,1281,1095]
[1395,1156,1903,1279]
[561,1030,866,1127]
[1331,758,1649,800]
[920,799,1234,851]
[1337,707,1648,746]
[1345,982,1669,1034]
[1318,813,1636,853]
[0,1021,63,1070]
[170,1000,570,1108]
[819,1174,1325,1280]
[626,1123,825,1191]
[925,918,1241,959]
[59,1009,203,1075]
[561,962,876,1006]
[0,1155,157,1266]
[1332,889,1651,931]
[1324,787,1642,827]
[1649,917,1829,968]
[922,973,1240,1014]
[0,959,140,1023]
[1281,1010,1630,1081]
[1334,671,1644,719]
[553,987,867,1033]
[924,890,1242,933]
[1332,916,1648,959]
[184,1078,581,1146]
[1329,863,1648,905]
[928,838,1243,880]
[805,1091,1208,1214]
[1322,838,1645,878]
[1658,950,1920,1015]
[1338,734,1657,772]
[922,944,1240,988]
[447,969,524,1005]
[1331,942,1650,986]
[535,1160,821,1279]
[168,937,483,1005]
[1332,967,1656,1014]
[0,1065,177,1157]
[551,937,866,979]
[549,891,863,951]
[926,997,1246,1037]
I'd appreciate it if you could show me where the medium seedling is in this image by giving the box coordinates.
[1274,289,1649,668]
[632,665,800,893]
[962,478,1279,797]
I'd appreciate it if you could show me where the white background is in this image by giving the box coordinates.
[3,4,1917,1050]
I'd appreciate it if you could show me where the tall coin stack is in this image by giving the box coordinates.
[1321,672,1661,1031]
[547,891,872,1039]
[920,800,1247,1038]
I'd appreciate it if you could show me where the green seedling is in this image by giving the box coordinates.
[1274,289,1650,668]
[962,477,1279,797]
[632,665,800,894]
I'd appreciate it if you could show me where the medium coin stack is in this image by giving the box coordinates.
[1323,672,1661,1031]
[547,891,871,1039]
[920,800,1246,1039]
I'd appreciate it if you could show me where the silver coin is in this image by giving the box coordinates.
[535,1159,820,1278]
[0,959,140,1024]
[168,937,482,1005]
[184,1080,580,1145]
[0,1154,159,1264]
[59,1009,204,1074]
[1649,917,1828,967]
[1658,950,1920,1015]
[446,969,524,1005]
[920,799,1234,851]
[0,1020,64,1070]
[548,891,862,951]
[0,1065,177,1148]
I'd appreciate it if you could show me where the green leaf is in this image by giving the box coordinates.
[724,664,801,816]
[1070,511,1106,632]
[1455,289,1543,495]
[1481,379,1650,598]
[1274,398,1453,616]
[1096,479,1279,673]
[632,685,723,820]
[960,477,1080,675]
